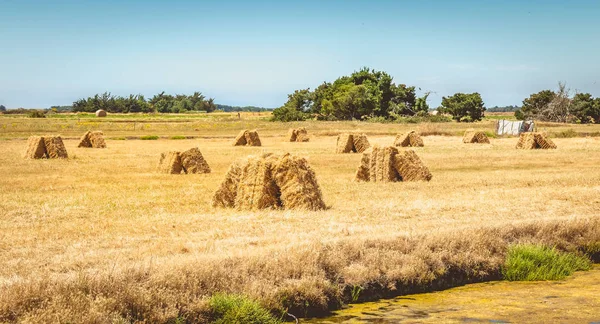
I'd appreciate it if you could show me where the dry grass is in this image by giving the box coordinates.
[1,124,600,322]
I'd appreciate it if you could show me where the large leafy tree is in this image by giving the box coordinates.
[272,67,418,121]
[0,105,6,112]
[515,90,555,120]
[571,93,600,123]
[439,92,486,122]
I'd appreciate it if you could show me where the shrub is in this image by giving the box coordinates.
[554,128,578,138]
[169,135,187,140]
[208,293,280,324]
[270,106,309,122]
[502,244,591,281]
[140,135,159,140]
[27,110,46,118]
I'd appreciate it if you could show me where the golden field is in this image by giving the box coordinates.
[1,115,600,323]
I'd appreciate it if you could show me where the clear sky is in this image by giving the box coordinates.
[1,0,599,108]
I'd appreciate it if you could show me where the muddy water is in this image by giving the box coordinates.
[305,266,600,323]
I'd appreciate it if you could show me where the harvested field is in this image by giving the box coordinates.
[1,130,599,322]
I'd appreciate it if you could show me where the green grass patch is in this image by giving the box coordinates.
[502,244,592,281]
[554,128,579,138]
[483,130,497,138]
[209,293,280,324]
[169,135,187,140]
[140,135,159,140]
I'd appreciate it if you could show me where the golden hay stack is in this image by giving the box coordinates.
[233,130,248,146]
[211,161,243,208]
[89,131,106,148]
[352,133,371,153]
[394,150,433,181]
[213,153,326,210]
[355,146,432,182]
[180,147,211,174]
[157,151,183,174]
[43,136,68,159]
[273,153,326,210]
[287,127,309,142]
[244,130,262,146]
[516,132,557,149]
[95,109,107,117]
[463,130,490,144]
[78,131,92,148]
[24,136,47,159]
[336,133,355,153]
[79,131,107,148]
[354,149,371,182]
[369,145,400,182]
[394,131,424,147]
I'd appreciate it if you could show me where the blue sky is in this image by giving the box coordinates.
[1,0,599,108]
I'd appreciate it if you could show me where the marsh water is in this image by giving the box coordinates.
[305,266,600,323]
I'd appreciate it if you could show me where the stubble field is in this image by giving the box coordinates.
[1,115,600,323]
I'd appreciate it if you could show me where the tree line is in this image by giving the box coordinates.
[515,83,600,123]
[72,92,217,113]
[272,67,486,122]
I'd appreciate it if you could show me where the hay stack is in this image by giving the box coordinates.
[235,155,280,210]
[24,136,68,159]
[212,153,326,210]
[354,146,431,182]
[244,130,262,146]
[157,151,183,174]
[516,132,557,149]
[95,110,107,117]
[158,147,211,174]
[463,130,490,144]
[287,127,310,142]
[273,153,326,210]
[394,131,424,147]
[78,131,106,148]
[212,161,243,208]
[233,129,261,146]
[43,136,68,159]
[394,150,433,181]
[336,133,371,153]
[180,147,211,174]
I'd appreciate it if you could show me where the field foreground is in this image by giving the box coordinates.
[1,126,600,322]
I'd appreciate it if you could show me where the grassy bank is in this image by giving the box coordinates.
[1,218,598,322]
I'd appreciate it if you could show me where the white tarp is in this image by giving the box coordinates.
[496,120,534,135]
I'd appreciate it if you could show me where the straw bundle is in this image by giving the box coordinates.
[369,145,400,182]
[78,131,92,148]
[233,130,248,146]
[157,151,183,174]
[287,128,298,142]
[394,150,432,181]
[463,130,490,144]
[95,110,107,117]
[534,133,557,149]
[516,132,556,149]
[43,136,68,159]
[244,130,262,146]
[354,149,371,182]
[394,131,424,147]
[213,153,326,210]
[352,134,371,153]
[294,127,309,142]
[89,131,106,148]
[273,153,326,210]
[336,133,355,153]
[24,136,47,159]
[234,155,280,210]
[211,161,243,208]
[180,147,211,174]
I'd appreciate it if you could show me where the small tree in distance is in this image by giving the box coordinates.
[439,92,485,122]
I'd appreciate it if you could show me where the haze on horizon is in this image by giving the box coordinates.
[1,0,599,109]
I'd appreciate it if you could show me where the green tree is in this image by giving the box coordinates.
[0,105,6,112]
[439,92,486,122]
[518,90,555,120]
[571,93,600,123]
[270,89,312,121]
